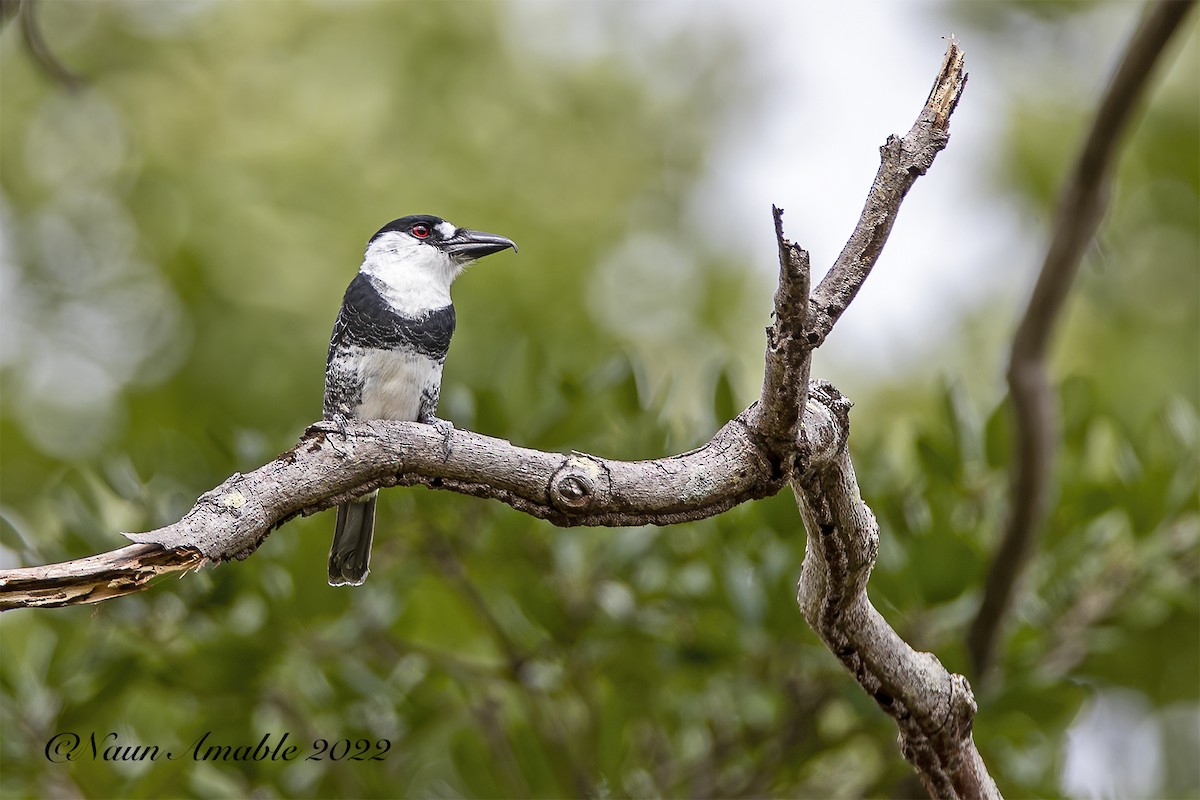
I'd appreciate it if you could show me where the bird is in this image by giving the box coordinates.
[323,214,517,586]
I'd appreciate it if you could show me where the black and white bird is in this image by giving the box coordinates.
[323,214,517,586]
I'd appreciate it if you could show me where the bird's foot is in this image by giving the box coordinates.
[308,414,353,455]
[428,417,455,460]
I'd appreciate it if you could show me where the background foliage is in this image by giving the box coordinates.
[1,2,1196,798]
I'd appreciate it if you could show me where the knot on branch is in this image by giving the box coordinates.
[810,381,853,435]
[549,456,610,512]
[796,381,853,474]
[939,673,979,742]
[202,480,249,516]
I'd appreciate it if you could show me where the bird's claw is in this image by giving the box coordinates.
[308,414,352,455]
[307,419,338,435]
[429,417,454,460]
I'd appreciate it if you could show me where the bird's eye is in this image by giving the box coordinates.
[411,224,431,239]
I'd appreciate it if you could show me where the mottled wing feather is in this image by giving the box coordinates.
[323,305,361,419]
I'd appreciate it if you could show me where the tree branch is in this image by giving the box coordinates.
[967,0,1196,679]
[0,40,967,608]
[0,38,986,799]
[806,39,965,346]
[0,412,786,610]
[746,206,811,458]
[0,544,203,610]
[792,384,1001,800]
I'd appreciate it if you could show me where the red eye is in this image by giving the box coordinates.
[411,224,430,238]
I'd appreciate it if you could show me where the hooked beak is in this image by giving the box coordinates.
[444,228,518,263]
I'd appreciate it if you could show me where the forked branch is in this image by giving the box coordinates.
[0,40,968,613]
[0,39,984,800]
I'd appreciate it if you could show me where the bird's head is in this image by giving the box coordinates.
[362,214,517,297]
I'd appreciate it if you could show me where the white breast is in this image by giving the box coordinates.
[349,347,443,421]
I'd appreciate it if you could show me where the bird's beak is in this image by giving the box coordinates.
[444,228,518,262]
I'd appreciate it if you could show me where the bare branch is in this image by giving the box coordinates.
[0,36,990,800]
[0,392,853,612]
[968,0,1196,678]
[807,39,966,346]
[793,383,1002,800]
[749,39,966,459]
[747,205,812,459]
[0,41,966,610]
[0,410,790,609]
[0,544,202,610]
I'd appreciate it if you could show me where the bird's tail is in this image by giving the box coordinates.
[328,492,377,586]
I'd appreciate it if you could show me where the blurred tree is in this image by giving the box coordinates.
[0,2,1195,800]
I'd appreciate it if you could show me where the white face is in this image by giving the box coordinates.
[360,229,464,314]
